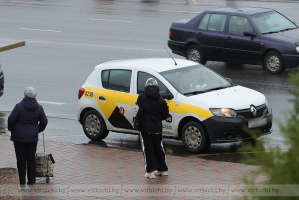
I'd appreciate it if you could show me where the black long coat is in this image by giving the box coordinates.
[136,85,169,134]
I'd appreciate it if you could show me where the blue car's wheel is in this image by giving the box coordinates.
[264,51,285,74]
[186,45,207,65]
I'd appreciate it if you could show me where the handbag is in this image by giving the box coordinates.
[133,108,143,131]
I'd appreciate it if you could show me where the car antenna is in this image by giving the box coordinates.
[164,46,177,65]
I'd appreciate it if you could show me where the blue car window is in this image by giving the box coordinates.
[207,14,227,32]
[198,14,210,30]
[229,16,253,35]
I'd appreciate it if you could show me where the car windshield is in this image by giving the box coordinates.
[251,11,297,34]
[160,65,233,95]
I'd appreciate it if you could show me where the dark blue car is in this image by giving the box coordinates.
[168,7,299,74]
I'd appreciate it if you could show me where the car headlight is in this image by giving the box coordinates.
[296,46,299,53]
[210,108,237,118]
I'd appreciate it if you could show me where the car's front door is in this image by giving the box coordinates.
[225,15,263,63]
[134,71,175,137]
[196,13,228,61]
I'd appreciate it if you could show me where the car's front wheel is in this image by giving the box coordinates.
[186,45,207,65]
[263,51,285,74]
[181,121,210,153]
[82,110,109,140]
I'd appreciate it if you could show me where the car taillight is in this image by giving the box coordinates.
[169,31,172,36]
[78,88,85,99]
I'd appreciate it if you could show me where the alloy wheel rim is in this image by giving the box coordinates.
[184,126,202,149]
[189,49,200,62]
[85,114,101,137]
[267,55,280,72]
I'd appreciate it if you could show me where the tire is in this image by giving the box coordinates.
[263,51,285,74]
[82,110,109,140]
[186,45,207,65]
[181,121,210,153]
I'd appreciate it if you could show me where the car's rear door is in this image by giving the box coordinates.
[196,13,228,61]
[97,68,135,130]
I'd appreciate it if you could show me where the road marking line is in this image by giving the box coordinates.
[20,28,62,33]
[9,1,46,5]
[90,18,133,23]
[160,10,199,14]
[0,116,7,119]
[25,39,164,52]
[38,101,65,105]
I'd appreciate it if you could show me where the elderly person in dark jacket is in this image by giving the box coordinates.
[8,86,48,185]
[137,78,170,179]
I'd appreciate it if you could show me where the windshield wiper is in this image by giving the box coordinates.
[280,27,297,32]
[183,91,206,96]
[204,86,230,92]
[183,85,234,96]
[262,31,280,34]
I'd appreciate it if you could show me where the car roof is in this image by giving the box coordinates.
[210,7,275,15]
[95,58,199,73]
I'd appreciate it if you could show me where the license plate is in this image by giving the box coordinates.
[248,118,268,128]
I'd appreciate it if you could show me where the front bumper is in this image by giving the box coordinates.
[202,108,272,143]
[282,54,299,68]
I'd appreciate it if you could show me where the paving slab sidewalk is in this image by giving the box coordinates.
[0,133,263,200]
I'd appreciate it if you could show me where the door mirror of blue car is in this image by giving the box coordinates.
[244,31,256,37]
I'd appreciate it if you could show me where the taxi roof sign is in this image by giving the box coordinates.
[0,40,25,52]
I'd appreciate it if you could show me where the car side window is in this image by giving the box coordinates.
[101,69,132,93]
[137,72,168,94]
[198,14,210,30]
[207,14,227,32]
[229,16,253,35]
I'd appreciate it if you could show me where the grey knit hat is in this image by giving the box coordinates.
[24,86,37,98]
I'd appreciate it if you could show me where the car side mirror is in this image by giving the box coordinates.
[160,91,174,100]
[244,31,256,37]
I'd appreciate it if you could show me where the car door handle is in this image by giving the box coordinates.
[197,32,203,36]
[99,96,106,101]
[226,36,232,40]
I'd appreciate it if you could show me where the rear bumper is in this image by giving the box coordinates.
[168,40,187,57]
[202,108,272,143]
[282,54,299,68]
[0,74,4,97]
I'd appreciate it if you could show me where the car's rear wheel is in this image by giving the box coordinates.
[181,121,210,153]
[186,45,207,65]
[263,51,285,74]
[82,110,109,140]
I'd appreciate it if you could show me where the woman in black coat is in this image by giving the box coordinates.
[137,78,170,179]
[8,86,48,185]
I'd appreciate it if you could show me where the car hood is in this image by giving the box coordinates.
[265,28,299,43]
[186,85,265,110]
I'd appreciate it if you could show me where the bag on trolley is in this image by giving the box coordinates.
[35,132,55,183]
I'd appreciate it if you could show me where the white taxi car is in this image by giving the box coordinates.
[77,58,272,153]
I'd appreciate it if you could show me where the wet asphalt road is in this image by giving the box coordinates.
[0,0,298,163]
